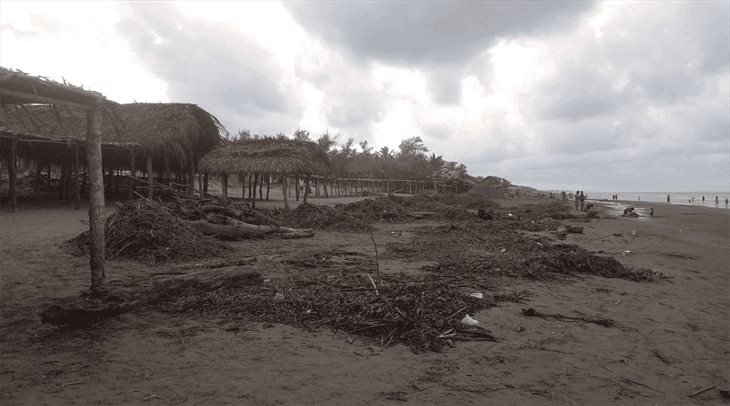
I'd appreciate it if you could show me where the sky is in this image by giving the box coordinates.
[1,0,728,192]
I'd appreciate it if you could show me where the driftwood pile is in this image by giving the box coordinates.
[66,192,313,264]
[278,203,372,232]
[274,195,478,232]
[66,199,228,264]
[161,273,497,352]
[388,223,663,282]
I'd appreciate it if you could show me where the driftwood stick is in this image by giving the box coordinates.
[689,385,716,398]
[366,274,379,296]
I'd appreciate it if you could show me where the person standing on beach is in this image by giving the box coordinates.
[702,196,705,204]
[575,191,580,210]
[715,196,719,208]
[667,194,671,204]
[579,191,586,211]
[725,198,729,208]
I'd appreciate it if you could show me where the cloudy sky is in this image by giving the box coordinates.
[1,1,728,192]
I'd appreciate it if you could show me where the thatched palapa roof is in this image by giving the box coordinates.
[198,139,331,175]
[0,102,226,170]
[0,66,104,108]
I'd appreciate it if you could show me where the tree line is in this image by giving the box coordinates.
[233,129,471,181]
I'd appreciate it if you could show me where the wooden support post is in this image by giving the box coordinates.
[128,148,135,200]
[282,174,290,209]
[265,174,270,200]
[250,173,257,209]
[198,172,202,191]
[86,108,105,293]
[243,173,246,200]
[203,172,209,194]
[221,173,229,199]
[34,161,42,193]
[248,173,253,200]
[258,172,263,200]
[59,163,66,199]
[9,138,17,212]
[73,141,81,210]
[303,175,310,203]
[295,175,300,202]
[146,155,154,199]
[188,150,195,191]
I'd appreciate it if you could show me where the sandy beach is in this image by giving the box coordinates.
[1,197,728,405]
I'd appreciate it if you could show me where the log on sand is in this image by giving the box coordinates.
[189,217,313,240]
[41,269,263,327]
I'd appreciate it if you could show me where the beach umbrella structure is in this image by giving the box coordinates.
[0,102,226,202]
[0,66,108,292]
[198,138,331,209]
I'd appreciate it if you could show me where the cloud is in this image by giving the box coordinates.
[284,1,596,64]
[116,2,298,133]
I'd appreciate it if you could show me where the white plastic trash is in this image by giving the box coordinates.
[461,314,480,326]
[273,292,285,301]
[469,292,484,299]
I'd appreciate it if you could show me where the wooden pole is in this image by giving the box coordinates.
[9,138,17,212]
[251,172,257,209]
[258,172,263,200]
[243,172,246,200]
[221,173,228,198]
[203,172,209,193]
[282,174,290,209]
[295,175,300,202]
[73,141,81,209]
[34,161,42,193]
[303,175,310,203]
[266,174,270,200]
[128,148,136,201]
[188,150,195,191]
[146,155,154,199]
[86,108,105,293]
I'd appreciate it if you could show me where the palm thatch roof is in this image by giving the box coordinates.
[198,139,331,175]
[0,66,103,108]
[0,103,226,170]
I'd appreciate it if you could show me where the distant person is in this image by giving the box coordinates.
[725,198,729,208]
[575,190,580,210]
[623,207,635,216]
[649,208,655,217]
[579,191,586,211]
[666,194,671,204]
[715,196,719,208]
[691,196,695,202]
[702,196,705,204]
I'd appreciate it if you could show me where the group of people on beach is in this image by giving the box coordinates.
[574,190,587,211]
[674,194,727,208]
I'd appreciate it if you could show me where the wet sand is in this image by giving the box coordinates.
[1,198,728,405]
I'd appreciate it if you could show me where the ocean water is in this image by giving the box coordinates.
[586,191,729,208]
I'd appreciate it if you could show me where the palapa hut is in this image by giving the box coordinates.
[0,66,107,291]
[198,138,330,208]
[0,102,226,202]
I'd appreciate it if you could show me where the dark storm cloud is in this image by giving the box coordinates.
[116,2,296,133]
[284,1,596,64]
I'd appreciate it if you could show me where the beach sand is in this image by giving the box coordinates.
[0,198,728,405]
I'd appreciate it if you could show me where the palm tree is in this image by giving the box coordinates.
[376,146,393,159]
